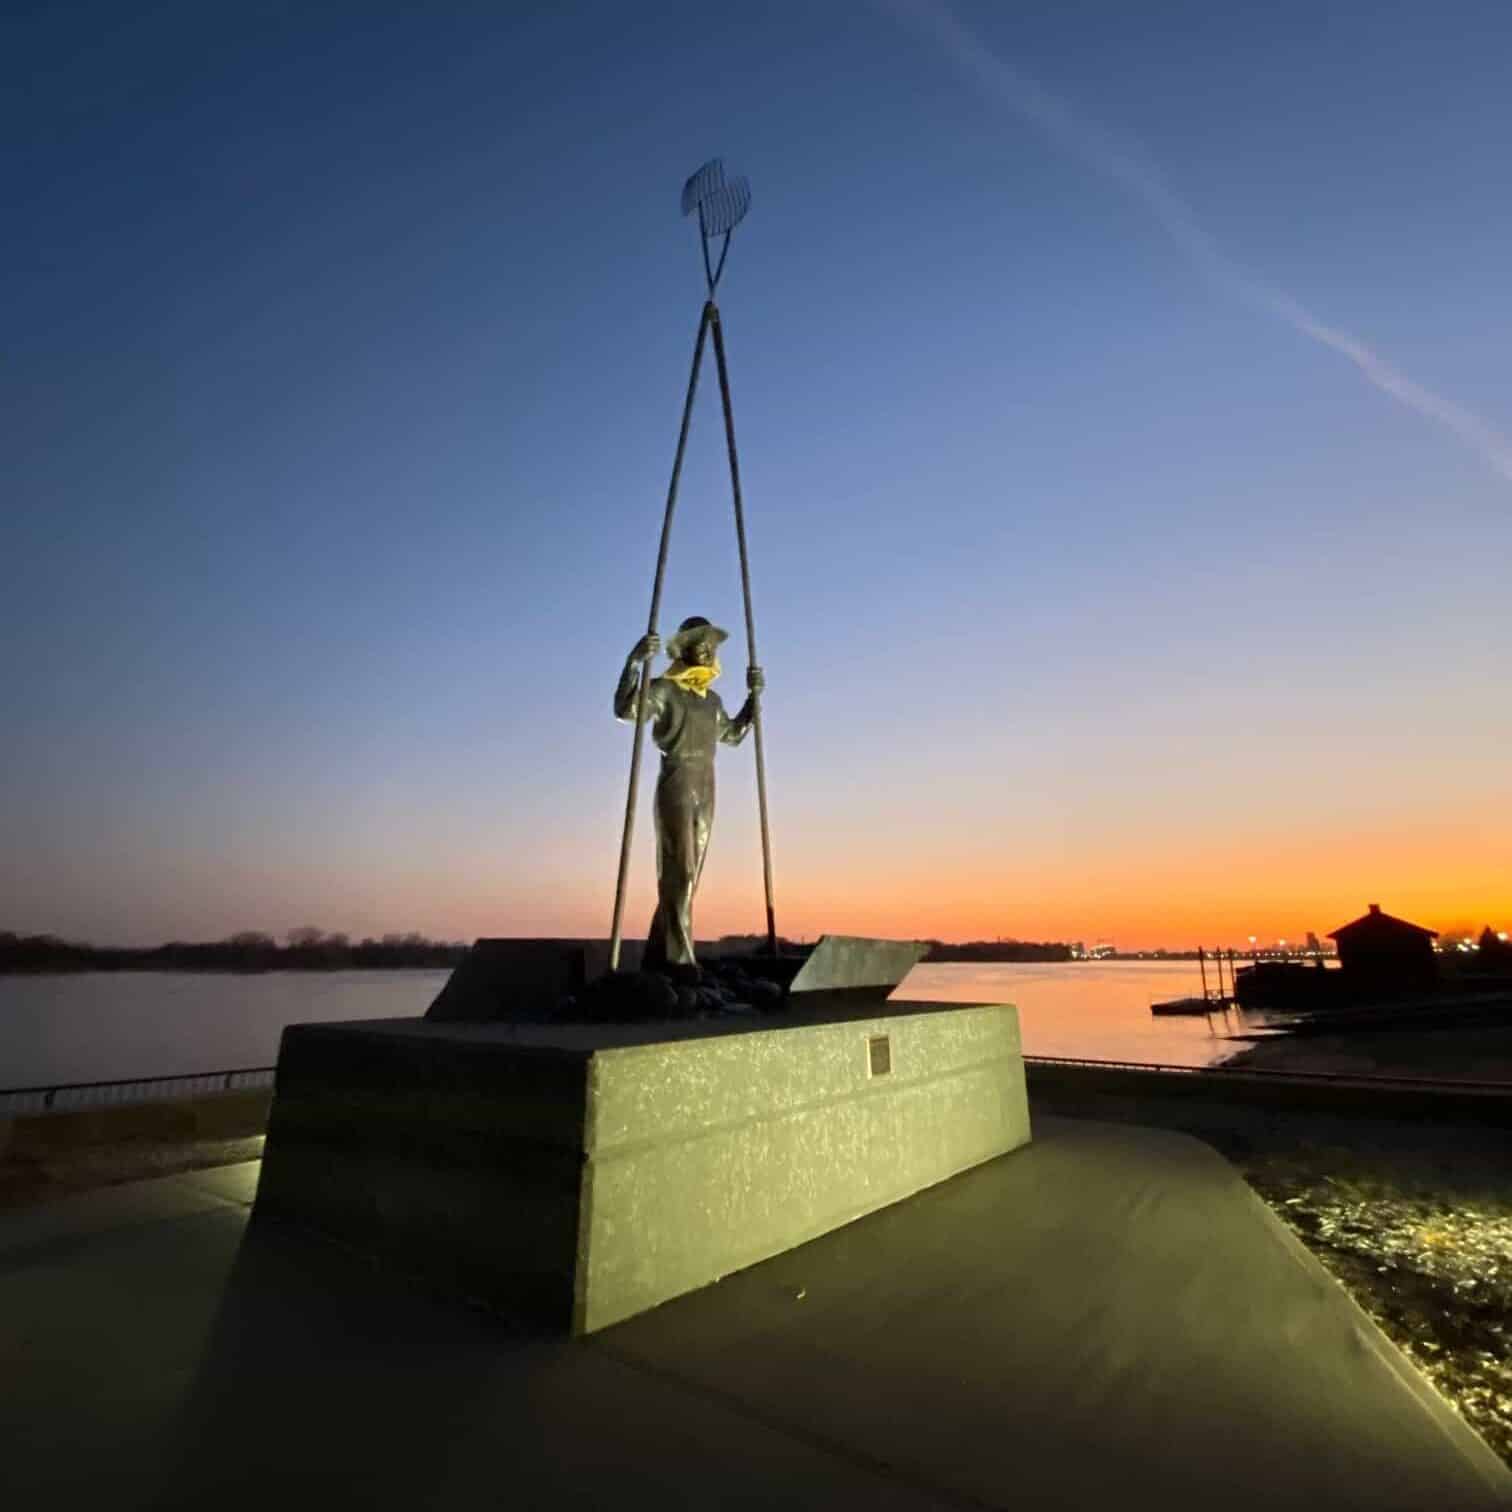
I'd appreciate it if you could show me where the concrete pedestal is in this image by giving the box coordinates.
[255,1000,1028,1332]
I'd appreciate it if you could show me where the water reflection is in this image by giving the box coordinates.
[0,969,450,1087]
[0,960,1257,1088]
[896,961,1256,1069]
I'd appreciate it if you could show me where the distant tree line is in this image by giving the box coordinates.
[707,934,1074,963]
[0,928,469,974]
[923,939,1073,963]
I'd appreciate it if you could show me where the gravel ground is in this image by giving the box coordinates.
[1224,1022,1512,1082]
[1217,1020,1512,1463]
[1231,1138,1512,1468]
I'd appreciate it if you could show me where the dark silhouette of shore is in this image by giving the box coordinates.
[0,930,466,975]
[923,939,1074,963]
[0,929,1083,975]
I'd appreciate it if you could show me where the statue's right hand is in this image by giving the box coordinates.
[631,633,661,663]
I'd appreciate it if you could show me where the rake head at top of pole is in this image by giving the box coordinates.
[681,158,751,294]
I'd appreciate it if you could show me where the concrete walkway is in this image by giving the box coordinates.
[2,1118,1506,1510]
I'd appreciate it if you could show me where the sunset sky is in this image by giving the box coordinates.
[4,0,1509,951]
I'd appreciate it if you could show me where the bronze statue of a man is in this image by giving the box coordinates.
[615,616,764,972]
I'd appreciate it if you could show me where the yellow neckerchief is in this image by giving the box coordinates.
[665,658,720,697]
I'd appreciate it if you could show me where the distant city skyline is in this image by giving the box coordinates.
[4,1,1509,951]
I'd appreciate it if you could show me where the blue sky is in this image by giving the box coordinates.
[4,0,1509,947]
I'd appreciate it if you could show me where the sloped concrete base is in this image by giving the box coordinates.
[423,933,927,1023]
[787,934,929,996]
[255,1001,1028,1332]
[425,938,645,1022]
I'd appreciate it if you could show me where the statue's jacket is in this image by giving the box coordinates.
[616,668,751,762]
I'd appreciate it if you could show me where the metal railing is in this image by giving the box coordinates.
[4,1052,1509,1117]
[1023,1054,1512,1095]
[0,1067,276,1117]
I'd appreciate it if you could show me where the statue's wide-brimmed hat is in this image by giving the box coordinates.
[667,616,729,659]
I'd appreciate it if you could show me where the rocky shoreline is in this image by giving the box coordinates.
[1222,1022,1512,1083]
[1232,1138,1511,1468]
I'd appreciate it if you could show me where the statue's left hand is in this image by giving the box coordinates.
[747,665,765,694]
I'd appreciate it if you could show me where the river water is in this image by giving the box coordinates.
[901,960,1258,1066]
[0,959,1261,1092]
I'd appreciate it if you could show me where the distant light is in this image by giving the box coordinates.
[1499,932,1509,943]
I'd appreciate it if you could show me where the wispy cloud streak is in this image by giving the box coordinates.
[884,0,1512,482]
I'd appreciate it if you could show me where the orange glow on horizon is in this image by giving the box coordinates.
[393,809,1511,955]
[57,785,1507,953]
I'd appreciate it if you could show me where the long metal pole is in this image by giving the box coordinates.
[709,302,778,957]
[608,303,713,971]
